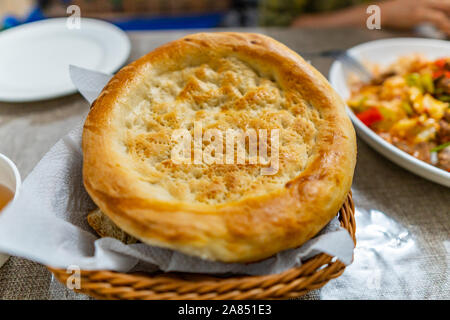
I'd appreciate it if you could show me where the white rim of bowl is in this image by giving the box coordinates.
[0,153,21,200]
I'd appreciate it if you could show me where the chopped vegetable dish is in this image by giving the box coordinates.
[348,55,450,172]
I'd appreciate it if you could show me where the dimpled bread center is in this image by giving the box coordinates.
[117,56,320,204]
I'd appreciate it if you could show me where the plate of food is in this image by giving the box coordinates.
[329,38,450,187]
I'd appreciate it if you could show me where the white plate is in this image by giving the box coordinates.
[0,18,130,102]
[329,38,450,187]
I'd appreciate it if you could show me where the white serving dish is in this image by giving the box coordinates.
[0,18,130,102]
[329,38,450,187]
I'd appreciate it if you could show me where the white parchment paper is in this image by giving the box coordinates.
[0,66,354,275]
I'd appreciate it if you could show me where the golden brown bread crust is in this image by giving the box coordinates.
[82,32,356,262]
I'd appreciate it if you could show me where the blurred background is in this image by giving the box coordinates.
[1,0,252,30]
[0,0,448,38]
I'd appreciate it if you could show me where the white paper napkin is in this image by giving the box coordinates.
[0,66,355,275]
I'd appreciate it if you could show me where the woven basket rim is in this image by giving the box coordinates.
[49,192,356,300]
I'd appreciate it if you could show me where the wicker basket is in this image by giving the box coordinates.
[49,192,355,300]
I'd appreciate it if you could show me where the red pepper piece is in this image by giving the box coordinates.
[356,107,383,127]
[435,58,447,69]
[433,70,444,79]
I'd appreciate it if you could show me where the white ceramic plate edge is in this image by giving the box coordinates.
[0,18,130,103]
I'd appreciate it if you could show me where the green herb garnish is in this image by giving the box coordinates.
[421,73,434,94]
[401,101,414,115]
[437,95,450,102]
[431,142,450,153]
[405,73,421,89]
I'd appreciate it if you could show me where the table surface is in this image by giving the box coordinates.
[0,28,448,300]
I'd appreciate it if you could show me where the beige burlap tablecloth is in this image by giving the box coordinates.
[0,28,448,300]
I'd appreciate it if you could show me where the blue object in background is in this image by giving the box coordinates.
[1,1,226,32]
[2,16,21,29]
[112,13,225,31]
[2,11,225,31]
[1,6,45,30]
[26,6,46,23]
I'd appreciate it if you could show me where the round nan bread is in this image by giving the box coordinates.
[83,32,356,263]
